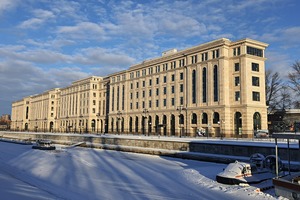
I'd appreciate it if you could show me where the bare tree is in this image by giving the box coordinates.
[288,60,300,108]
[265,69,282,113]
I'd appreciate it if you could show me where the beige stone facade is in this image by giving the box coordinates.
[11,38,268,138]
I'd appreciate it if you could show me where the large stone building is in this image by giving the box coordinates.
[11,38,268,138]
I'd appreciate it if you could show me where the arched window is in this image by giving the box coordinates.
[163,115,167,136]
[135,116,139,133]
[253,112,261,130]
[213,112,219,124]
[148,116,152,134]
[213,65,218,102]
[129,117,133,132]
[170,115,175,136]
[202,113,208,124]
[202,68,207,103]
[192,70,196,104]
[191,113,197,124]
[234,112,242,135]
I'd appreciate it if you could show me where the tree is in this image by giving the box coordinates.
[265,69,282,113]
[288,60,300,108]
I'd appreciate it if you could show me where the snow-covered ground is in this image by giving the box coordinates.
[0,141,285,200]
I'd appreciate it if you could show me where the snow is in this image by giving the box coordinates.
[0,141,287,200]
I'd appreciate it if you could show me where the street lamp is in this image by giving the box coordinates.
[96,113,100,134]
[79,115,83,134]
[177,106,186,138]
[117,111,122,135]
[143,109,149,136]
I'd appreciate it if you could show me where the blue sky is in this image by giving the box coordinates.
[1,0,300,116]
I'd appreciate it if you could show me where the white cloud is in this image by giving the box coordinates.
[18,9,55,29]
[0,0,18,14]
[57,22,107,40]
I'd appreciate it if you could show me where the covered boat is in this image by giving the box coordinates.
[216,154,282,185]
[32,139,56,150]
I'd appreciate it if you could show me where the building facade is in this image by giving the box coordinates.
[11,38,268,138]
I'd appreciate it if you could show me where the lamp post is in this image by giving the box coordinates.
[117,111,122,135]
[143,109,149,136]
[177,105,186,138]
[96,113,100,134]
[79,115,83,134]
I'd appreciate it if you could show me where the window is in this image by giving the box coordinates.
[130,103,133,109]
[202,52,208,61]
[171,61,176,69]
[156,88,159,95]
[235,77,240,86]
[233,47,241,56]
[149,79,152,86]
[163,99,167,107]
[142,81,145,87]
[180,96,184,105]
[171,86,175,93]
[142,91,145,98]
[142,101,145,108]
[93,93,96,97]
[163,87,167,95]
[252,76,259,86]
[130,83,133,89]
[252,63,259,72]
[212,49,219,59]
[202,68,207,103]
[179,59,185,67]
[149,100,152,108]
[247,46,263,57]
[192,70,196,104]
[149,89,152,97]
[191,55,197,64]
[180,84,184,92]
[156,100,159,107]
[136,92,139,98]
[171,98,175,106]
[130,93,133,99]
[136,82,139,88]
[235,91,240,101]
[180,72,184,80]
[252,92,260,101]
[234,63,240,71]
[163,76,167,83]
[171,74,175,81]
[213,65,218,102]
[93,100,96,105]
[156,78,159,84]
[136,102,139,109]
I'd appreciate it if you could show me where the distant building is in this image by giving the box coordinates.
[11,38,268,138]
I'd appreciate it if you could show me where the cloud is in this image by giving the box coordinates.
[18,9,55,29]
[0,0,18,14]
[57,22,107,41]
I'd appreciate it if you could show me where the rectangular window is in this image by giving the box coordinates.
[149,100,152,108]
[252,76,260,86]
[252,63,259,72]
[191,55,197,64]
[149,89,152,97]
[156,78,159,84]
[136,102,139,109]
[156,100,159,107]
[136,82,139,88]
[234,63,240,71]
[130,83,133,89]
[180,97,184,105]
[142,91,145,98]
[130,103,133,109]
[156,88,159,95]
[130,93,133,99]
[164,76,167,83]
[171,61,176,69]
[235,77,240,86]
[136,92,139,98]
[180,84,184,92]
[247,46,263,57]
[142,101,145,108]
[179,59,185,67]
[252,92,260,101]
[142,81,145,87]
[171,98,175,106]
[171,86,175,93]
[201,52,208,61]
[235,91,240,101]
[163,87,167,95]
[163,99,167,107]
[233,47,241,56]
[149,79,152,86]
[180,72,184,80]
[171,74,175,81]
